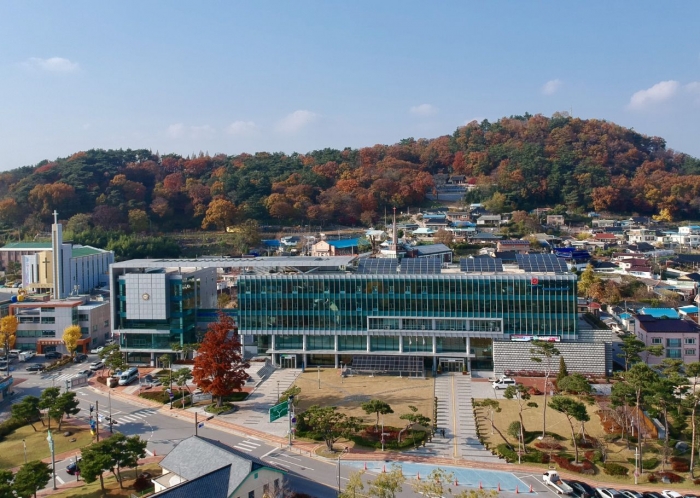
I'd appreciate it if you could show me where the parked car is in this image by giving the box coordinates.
[140,374,162,387]
[492,377,517,389]
[89,361,104,371]
[105,339,116,346]
[90,346,104,354]
[73,353,88,363]
[644,493,666,498]
[568,481,595,498]
[620,491,644,498]
[26,363,45,372]
[596,489,623,498]
[66,458,81,475]
[662,492,683,498]
[76,369,93,377]
[44,351,62,359]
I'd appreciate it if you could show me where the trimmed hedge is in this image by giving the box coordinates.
[496,444,548,464]
[648,471,683,484]
[348,431,426,450]
[627,457,659,470]
[603,462,629,476]
[0,417,25,442]
[671,457,690,473]
[551,455,596,475]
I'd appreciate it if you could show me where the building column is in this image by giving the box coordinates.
[302,353,307,370]
[398,335,404,353]
[150,352,155,368]
[302,334,307,351]
[334,354,338,368]
[466,336,471,373]
[367,334,371,352]
[334,335,339,352]
[432,336,437,354]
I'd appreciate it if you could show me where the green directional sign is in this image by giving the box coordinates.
[269,401,289,422]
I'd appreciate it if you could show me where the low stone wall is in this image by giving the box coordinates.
[493,340,610,377]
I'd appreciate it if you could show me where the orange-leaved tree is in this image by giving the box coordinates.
[192,313,249,407]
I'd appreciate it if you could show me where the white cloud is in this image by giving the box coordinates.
[167,123,186,139]
[225,121,259,136]
[276,110,318,133]
[409,104,438,116]
[628,80,680,110]
[22,57,79,72]
[542,79,562,96]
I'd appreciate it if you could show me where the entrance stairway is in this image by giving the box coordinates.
[433,373,502,462]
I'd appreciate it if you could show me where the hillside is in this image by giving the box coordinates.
[1,113,699,236]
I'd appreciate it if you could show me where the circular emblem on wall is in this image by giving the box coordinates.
[142,293,150,301]
[531,277,539,285]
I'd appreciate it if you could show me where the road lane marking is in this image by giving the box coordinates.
[55,476,65,485]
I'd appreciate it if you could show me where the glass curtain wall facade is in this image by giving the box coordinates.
[238,273,578,336]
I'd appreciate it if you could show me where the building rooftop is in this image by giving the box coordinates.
[639,307,679,319]
[71,245,108,258]
[637,314,700,333]
[0,242,52,251]
[327,238,360,249]
[152,465,230,498]
[159,436,278,497]
[413,243,452,256]
[111,256,358,269]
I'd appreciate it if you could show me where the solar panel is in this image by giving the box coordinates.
[399,259,442,274]
[460,258,504,273]
[351,355,423,374]
[516,253,568,273]
[356,259,399,274]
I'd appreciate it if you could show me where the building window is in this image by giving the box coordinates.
[667,338,682,348]
[686,338,697,345]
[274,479,280,492]
[104,320,109,328]
[81,327,89,335]
[263,484,269,496]
[41,317,55,324]
[40,307,54,313]
[686,349,697,356]
[41,330,55,338]
[651,338,662,344]
[78,314,89,321]
[249,491,255,498]
[667,349,682,359]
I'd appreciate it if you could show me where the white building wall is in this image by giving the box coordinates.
[124,273,169,320]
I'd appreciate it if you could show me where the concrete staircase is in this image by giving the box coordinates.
[433,374,502,462]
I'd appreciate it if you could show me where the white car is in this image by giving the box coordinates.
[662,491,683,498]
[89,361,104,371]
[596,488,623,498]
[492,377,517,389]
[90,346,104,354]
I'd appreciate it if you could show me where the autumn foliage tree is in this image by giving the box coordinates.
[0,315,18,355]
[201,199,237,230]
[192,313,249,407]
[62,325,82,357]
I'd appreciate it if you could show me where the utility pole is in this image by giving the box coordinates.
[318,366,321,389]
[47,430,56,490]
[95,400,99,442]
[108,389,113,433]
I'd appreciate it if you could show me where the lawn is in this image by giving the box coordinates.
[474,395,670,483]
[292,368,434,429]
[51,463,161,498]
[0,420,93,469]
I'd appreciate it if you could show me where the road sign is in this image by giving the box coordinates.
[269,401,289,422]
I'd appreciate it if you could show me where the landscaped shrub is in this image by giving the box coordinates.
[653,471,683,483]
[535,441,563,451]
[627,457,659,470]
[671,457,690,473]
[0,417,25,442]
[603,462,629,476]
[585,450,603,463]
[551,455,596,475]
[693,478,700,485]
[495,444,547,464]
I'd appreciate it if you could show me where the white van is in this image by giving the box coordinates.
[19,351,35,362]
[492,377,517,390]
[118,367,139,386]
[8,350,21,359]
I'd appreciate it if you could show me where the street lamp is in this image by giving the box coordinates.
[47,430,56,490]
[108,389,113,433]
[317,366,321,389]
[337,446,349,496]
[22,439,27,464]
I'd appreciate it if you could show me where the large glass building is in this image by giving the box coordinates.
[237,272,578,372]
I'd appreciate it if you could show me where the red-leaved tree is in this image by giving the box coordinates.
[192,313,250,407]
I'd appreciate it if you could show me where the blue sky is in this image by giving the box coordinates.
[1,1,699,170]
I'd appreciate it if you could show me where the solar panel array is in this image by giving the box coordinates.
[356,259,399,274]
[516,253,568,273]
[351,355,423,373]
[399,259,442,274]
[460,258,504,273]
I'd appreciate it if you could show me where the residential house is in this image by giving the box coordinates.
[546,215,565,227]
[407,243,453,263]
[635,315,700,365]
[446,211,472,223]
[496,240,530,254]
[311,239,361,257]
[470,232,502,243]
[477,215,501,226]
[592,219,619,228]
[627,229,656,245]
[153,436,285,498]
[592,233,619,244]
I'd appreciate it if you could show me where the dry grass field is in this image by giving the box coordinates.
[292,368,434,428]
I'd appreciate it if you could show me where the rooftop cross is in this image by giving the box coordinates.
[52,210,59,225]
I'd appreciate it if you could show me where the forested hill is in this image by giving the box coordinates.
[2,112,700,234]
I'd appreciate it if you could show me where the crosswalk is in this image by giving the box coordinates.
[233,439,261,453]
[41,371,84,383]
[112,408,158,426]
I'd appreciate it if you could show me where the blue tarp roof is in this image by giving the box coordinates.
[619,313,633,320]
[262,239,280,247]
[328,238,360,248]
[639,307,680,319]
[679,305,699,314]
